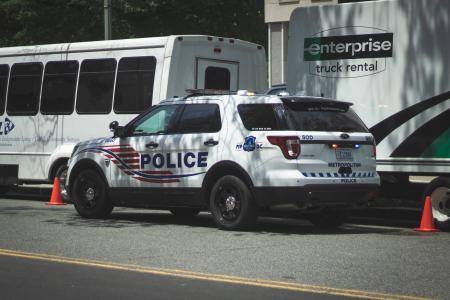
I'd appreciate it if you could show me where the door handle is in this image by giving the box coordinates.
[146,142,159,148]
[204,139,219,146]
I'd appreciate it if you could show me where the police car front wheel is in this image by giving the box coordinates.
[210,175,256,230]
[72,169,113,219]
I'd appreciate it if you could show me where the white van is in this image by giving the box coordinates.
[0,35,267,194]
[287,0,450,229]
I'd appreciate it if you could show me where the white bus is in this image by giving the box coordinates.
[0,35,267,195]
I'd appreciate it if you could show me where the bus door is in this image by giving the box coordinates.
[195,58,239,91]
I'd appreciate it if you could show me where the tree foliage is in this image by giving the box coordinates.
[0,0,266,48]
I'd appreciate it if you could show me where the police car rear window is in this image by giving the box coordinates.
[238,104,368,132]
[283,105,368,132]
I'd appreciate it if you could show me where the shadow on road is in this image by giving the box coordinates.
[1,186,424,235]
[37,209,411,236]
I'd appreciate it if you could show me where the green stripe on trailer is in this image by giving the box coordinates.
[421,128,450,158]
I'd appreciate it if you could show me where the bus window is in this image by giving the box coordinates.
[114,56,156,114]
[7,62,43,116]
[41,61,79,115]
[76,59,116,114]
[204,66,230,90]
[0,65,8,115]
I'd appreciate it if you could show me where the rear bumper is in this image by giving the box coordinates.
[252,184,379,210]
[0,164,19,186]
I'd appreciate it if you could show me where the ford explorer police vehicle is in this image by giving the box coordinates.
[66,92,379,230]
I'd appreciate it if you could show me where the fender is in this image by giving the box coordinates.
[202,160,254,191]
[67,158,108,197]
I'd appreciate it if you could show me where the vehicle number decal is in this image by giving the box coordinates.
[301,135,314,140]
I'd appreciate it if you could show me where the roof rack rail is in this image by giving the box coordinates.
[184,89,233,99]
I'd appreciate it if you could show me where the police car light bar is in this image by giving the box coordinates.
[184,89,233,98]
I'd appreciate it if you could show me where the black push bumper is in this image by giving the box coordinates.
[252,184,379,210]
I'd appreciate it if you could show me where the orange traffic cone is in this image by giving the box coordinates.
[414,196,439,232]
[46,177,66,206]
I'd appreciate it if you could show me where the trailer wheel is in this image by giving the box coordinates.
[423,177,450,231]
[72,169,113,219]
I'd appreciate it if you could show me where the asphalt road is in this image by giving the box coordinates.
[0,253,353,300]
[0,194,448,300]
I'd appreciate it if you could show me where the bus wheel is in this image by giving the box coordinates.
[55,165,69,202]
[424,177,450,231]
[209,175,256,230]
[72,169,113,219]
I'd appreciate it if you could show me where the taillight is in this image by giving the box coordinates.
[372,143,377,158]
[267,136,301,159]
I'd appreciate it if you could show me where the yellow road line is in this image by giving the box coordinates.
[0,248,430,300]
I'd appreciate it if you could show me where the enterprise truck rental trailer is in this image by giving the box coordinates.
[287,0,450,229]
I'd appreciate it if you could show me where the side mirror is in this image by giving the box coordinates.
[109,121,124,137]
[109,121,119,132]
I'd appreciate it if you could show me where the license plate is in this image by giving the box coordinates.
[335,148,353,161]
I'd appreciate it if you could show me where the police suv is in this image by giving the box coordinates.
[66,92,379,230]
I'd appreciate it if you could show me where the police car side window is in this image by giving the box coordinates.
[176,104,221,133]
[131,105,181,135]
[237,104,281,131]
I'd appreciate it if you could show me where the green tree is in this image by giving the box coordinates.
[0,0,266,48]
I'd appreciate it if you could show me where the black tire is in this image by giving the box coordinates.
[423,177,450,231]
[55,164,69,202]
[72,169,113,219]
[308,209,348,229]
[209,175,256,230]
[170,208,200,218]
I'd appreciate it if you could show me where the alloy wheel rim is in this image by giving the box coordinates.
[217,185,241,221]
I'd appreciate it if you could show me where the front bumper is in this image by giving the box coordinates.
[252,184,379,210]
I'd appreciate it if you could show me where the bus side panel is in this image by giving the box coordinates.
[0,48,69,181]
[0,46,165,182]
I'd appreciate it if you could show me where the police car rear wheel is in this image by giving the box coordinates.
[210,175,256,230]
[73,169,113,219]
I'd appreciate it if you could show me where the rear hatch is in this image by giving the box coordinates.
[237,97,376,181]
[279,97,376,179]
